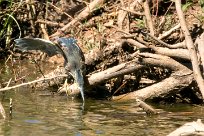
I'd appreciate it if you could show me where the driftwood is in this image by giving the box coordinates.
[136,98,158,115]
[167,119,204,136]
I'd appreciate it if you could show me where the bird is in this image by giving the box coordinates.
[14,37,86,102]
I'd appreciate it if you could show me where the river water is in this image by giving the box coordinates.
[0,61,204,136]
[1,89,204,136]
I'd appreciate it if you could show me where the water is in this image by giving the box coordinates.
[0,61,204,136]
[1,89,204,136]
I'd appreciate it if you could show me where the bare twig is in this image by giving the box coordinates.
[117,0,137,31]
[119,7,144,16]
[125,38,147,48]
[143,0,154,35]
[48,2,74,20]
[158,24,181,40]
[26,0,35,35]
[51,0,106,37]
[141,31,173,48]
[40,23,49,40]
[0,75,67,92]
[6,78,12,87]
[36,19,64,27]
[148,45,190,60]
[59,61,144,94]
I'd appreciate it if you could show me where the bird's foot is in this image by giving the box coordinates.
[58,79,70,95]
[58,80,80,97]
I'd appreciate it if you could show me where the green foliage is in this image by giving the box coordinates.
[200,0,204,12]
[197,14,204,23]
[181,0,193,11]
[135,18,145,28]
[0,0,21,49]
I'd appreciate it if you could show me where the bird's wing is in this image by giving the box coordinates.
[57,38,86,75]
[57,38,85,61]
[14,38,63,57]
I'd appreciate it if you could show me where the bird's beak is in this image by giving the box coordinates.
[79,86,85,102]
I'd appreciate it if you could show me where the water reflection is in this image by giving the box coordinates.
[0,89,204,136]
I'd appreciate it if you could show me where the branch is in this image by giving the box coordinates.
[149,45,190,60]
[143,0,154,35]
[120,7,144,16]
[88,61,144,86]
[59,60,145,95]
[51,0,106,37]
[175,0,204,99]
[167,119,204,136]
[195,32,204,75]
[112,53,193,101]
[117,1,138,30]
[158,23,181,40]
[125,38,190,60]
[0,74,67,92]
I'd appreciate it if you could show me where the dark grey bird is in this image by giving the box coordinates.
[14,37,85,102]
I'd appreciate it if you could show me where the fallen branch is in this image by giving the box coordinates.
[136,98,158,115]
[51,0,106,37]
[59,60,145,95]
[120,7,144,16]
[125,38,190,60]
[158,23,181,40]
[117,0,138,30]
[141,31,174,48]
[175,0,204,99]
[112,53,193,101]
[88,61,143,86]
[149,45,190,60]
[0,74,67,92]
